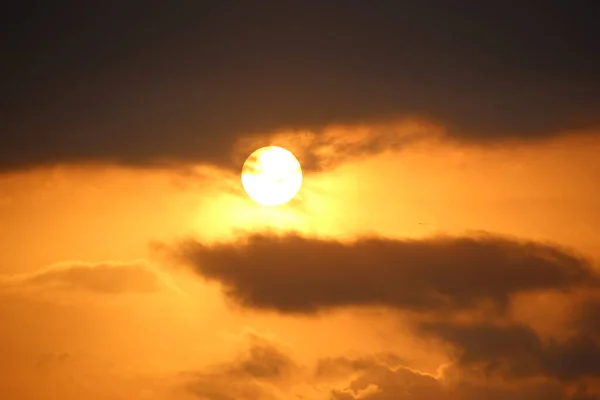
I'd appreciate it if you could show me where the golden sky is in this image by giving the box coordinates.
[3,3,600,399]
[1,120,600,399]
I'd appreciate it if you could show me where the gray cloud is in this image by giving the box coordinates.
[2,2,600,173]
[176,233,599,314]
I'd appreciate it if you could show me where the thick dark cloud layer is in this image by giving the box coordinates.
[177,234,598,313]
[3,1,600,172]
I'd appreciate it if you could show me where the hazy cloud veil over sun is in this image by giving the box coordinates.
[2,2,600,399]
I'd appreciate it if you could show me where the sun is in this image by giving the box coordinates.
[241,146,303,206]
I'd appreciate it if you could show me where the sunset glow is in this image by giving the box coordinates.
[241,146,303,207]
[3,3,600,399]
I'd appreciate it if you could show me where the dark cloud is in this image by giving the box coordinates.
[572,384,600,400]
[419,321,600,382]
[228,341,298,382]
[177,232,600,388]
[176,233,599,314]
[184,332,299,400]
[183,334,581,400]
[330,365,444,400]
[419,322,545,379]
[572,295,600,338]
[326,358,571,400]
[0,260,170,294]
[2,1,600,172]
[232,121,436,172]
[184,343,592,400]
[315,353,405,381]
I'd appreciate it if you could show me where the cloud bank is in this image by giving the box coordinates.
[2,2,600,172]
[176,234,598,314]
[172,232,600,397]
[180,329,600,400]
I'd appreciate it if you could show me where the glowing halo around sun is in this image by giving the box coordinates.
[241,146,303,206]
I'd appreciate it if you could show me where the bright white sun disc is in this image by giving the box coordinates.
[241,146,303,206]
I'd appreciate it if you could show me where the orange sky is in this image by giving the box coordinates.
[4,3,600,398]
[1,121,600,399]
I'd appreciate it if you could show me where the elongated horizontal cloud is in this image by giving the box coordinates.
[0,260,174,294]
[176,234,599,313]
[2,2,600,172]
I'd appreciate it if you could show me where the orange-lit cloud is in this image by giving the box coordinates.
[0,260,178,295]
